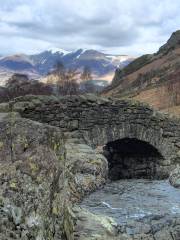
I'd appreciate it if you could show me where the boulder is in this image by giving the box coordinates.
[65,141,108,203]
[169,166,180,188]
[64,206,120,240]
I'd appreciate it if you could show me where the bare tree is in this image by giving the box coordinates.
[52,61,80,96]
[80,66,96,93]
[80,66,92,82]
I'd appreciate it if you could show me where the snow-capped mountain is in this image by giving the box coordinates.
[0,48,134,85]
[47,47,70,55]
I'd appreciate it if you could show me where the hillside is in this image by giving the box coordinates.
[0,49,134,86]
[104,30,180,116]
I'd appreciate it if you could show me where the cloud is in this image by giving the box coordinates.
[0,0,180,55]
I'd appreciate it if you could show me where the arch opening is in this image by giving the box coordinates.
[103,138,166,180]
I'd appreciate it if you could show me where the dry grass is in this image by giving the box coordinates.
[162,105,180,118]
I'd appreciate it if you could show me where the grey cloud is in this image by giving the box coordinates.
[0,0,180,55]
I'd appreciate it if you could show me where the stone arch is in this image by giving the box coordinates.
[103,137,166,180]
[85,122,176,176]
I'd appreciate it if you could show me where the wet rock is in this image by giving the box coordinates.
[64,206,119,240]
[169,166,180,188]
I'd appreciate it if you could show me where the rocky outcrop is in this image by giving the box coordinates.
[158,30,180,55]
[169,166,180,188]
[103,30,180,116]
[0,112,66,239]
[0,111,108,239]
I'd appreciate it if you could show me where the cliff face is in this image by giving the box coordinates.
[104,30,180,116]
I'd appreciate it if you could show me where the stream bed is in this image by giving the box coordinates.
[79,179,180,237]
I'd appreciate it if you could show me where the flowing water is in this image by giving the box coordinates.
[80,179,180,235]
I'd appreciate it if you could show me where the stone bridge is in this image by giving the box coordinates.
[8,94,180,179]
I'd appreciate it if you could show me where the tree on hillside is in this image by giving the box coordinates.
[80,66,96,93]
[6,74,29,99]
[53,61,66,79]
[5,73,52,100]
[52,61,80,95]
[80,66,92,82]
[62,68,80,95]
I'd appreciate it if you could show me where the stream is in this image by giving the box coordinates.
[80,179,180,236]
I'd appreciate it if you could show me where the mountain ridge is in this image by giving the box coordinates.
[103,30,180,116]
[0,48,134,85]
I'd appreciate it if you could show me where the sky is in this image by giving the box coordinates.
[0,0,180,56]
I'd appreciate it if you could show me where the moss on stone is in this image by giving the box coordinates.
[29,162,39,174]
[0,141,4,150]
[0,102,10,112]
[9,180,18,190]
